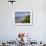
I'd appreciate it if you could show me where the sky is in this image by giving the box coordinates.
[15,12,30,17]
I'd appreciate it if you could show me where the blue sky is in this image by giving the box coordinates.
[15,12,30,17]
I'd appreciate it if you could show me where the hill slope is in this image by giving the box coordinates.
[22,15,30,23]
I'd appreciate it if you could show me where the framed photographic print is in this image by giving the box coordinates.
[15,10,33,26]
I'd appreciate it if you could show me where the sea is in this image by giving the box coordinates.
[15,16,25,23]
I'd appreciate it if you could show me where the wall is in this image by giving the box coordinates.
[0,0,46,41]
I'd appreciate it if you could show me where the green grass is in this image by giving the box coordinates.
[22,15,30,23]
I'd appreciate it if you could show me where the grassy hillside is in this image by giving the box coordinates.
[22,15,30,23]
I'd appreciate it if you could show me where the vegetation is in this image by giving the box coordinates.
[22,15,30,23]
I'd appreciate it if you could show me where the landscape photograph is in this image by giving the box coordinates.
[15,12,30,23]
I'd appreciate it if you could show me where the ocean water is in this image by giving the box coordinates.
[15,16,25,23]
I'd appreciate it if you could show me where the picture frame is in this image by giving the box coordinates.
[14,9,33,26]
